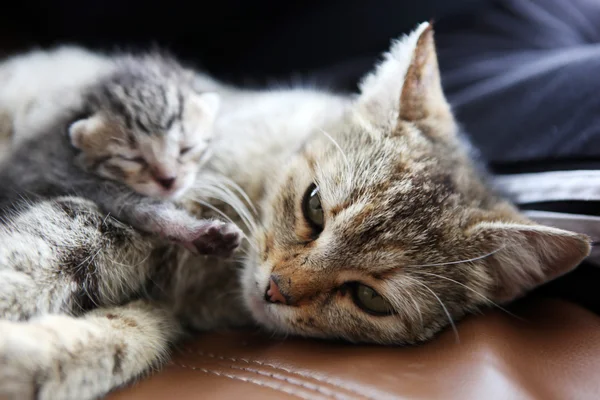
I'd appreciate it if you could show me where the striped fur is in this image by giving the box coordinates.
[0,23,591,399]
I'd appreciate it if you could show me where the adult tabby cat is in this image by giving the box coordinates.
[0,23,590,399]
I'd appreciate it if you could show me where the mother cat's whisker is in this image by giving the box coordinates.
[189,196,259,252]
[200,173,259,220]
[406,291,425,332]
[318,128,349,169]
[192,176,259,238]
[407,246,505,269]
[404,276,460,344]
[410,271,521,320]
[317,128,353,189]
[214,174,259,216]
[191,197,242,231]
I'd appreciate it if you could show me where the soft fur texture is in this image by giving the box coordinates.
[69,54,221,199]
[0,51,241,257]
[0,23,591,399]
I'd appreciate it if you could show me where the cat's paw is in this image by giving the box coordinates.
[0,320,65,400]
[182,220,243,258]
[0,318,109,400]
[0,321,39,400]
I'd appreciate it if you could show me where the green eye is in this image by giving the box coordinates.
[301,183,324,233]
[353,284,394,316]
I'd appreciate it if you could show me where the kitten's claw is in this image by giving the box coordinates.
[185,220,242,258]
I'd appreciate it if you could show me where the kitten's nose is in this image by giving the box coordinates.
[264,276,288,305]
[156,176,176,190]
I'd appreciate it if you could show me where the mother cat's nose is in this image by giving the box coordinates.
[265,276,289,305]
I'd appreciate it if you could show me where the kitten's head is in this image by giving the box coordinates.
[68,61,220,199]
[242,23,591,344]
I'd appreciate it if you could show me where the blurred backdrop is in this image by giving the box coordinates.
[0,0,489,88]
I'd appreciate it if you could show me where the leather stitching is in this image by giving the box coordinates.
[226,365,353,400]
[176,362,327,400]
[187,350,378,400]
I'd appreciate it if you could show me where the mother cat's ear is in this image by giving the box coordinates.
[467,221,591,303]
[357,22,452,132]
[68,114,105,150]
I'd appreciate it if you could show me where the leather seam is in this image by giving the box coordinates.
[188,350,376,400]
[225,364,354,400]
[176,362,327,400]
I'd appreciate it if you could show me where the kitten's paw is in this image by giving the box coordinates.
[183,220,243,258]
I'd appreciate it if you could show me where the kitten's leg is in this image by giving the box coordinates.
[114,200,242,258]
[0,196,156,320]
[0,300,180,400]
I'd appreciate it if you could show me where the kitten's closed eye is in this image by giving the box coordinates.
[302,183,324,236]
[117,154,145,164]
[179,146,193,156]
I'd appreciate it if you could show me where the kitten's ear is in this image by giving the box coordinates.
[68,114,104,150]
[186,92,221,127]
[357,22,451,130]
[468,221,591,303]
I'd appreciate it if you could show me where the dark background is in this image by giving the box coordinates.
[0,0,489,89]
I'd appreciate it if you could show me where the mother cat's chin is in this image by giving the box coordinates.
[240,22,591,344]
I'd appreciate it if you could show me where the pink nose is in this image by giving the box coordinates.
[265,276,288,305]
[156,176,176,190]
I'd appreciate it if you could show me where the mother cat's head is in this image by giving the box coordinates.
[241,22,591,344]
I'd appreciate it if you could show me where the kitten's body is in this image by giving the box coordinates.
[0,23,590,399]
[0,51,241,256]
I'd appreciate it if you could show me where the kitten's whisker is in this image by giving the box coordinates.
[411,271,522,320]
[405,276,460,344]
[407,246,505,269]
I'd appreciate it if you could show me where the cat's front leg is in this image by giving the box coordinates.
[0,300,180,400]
[120,201,242,258]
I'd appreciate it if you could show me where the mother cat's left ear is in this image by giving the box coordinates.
[467,221,591,303]
[357,22,453,132]
[398,23,452,125]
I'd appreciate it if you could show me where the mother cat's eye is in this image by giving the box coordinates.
[301,183,324,233]
[352,284,394,316]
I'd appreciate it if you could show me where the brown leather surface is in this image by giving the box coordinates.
[110,298,600,400]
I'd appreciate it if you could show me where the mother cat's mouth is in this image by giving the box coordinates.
[246,291,276,325]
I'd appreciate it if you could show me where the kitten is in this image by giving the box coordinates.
[68,54,221,199]
[0,52,241,256]
[0,22,591,400]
